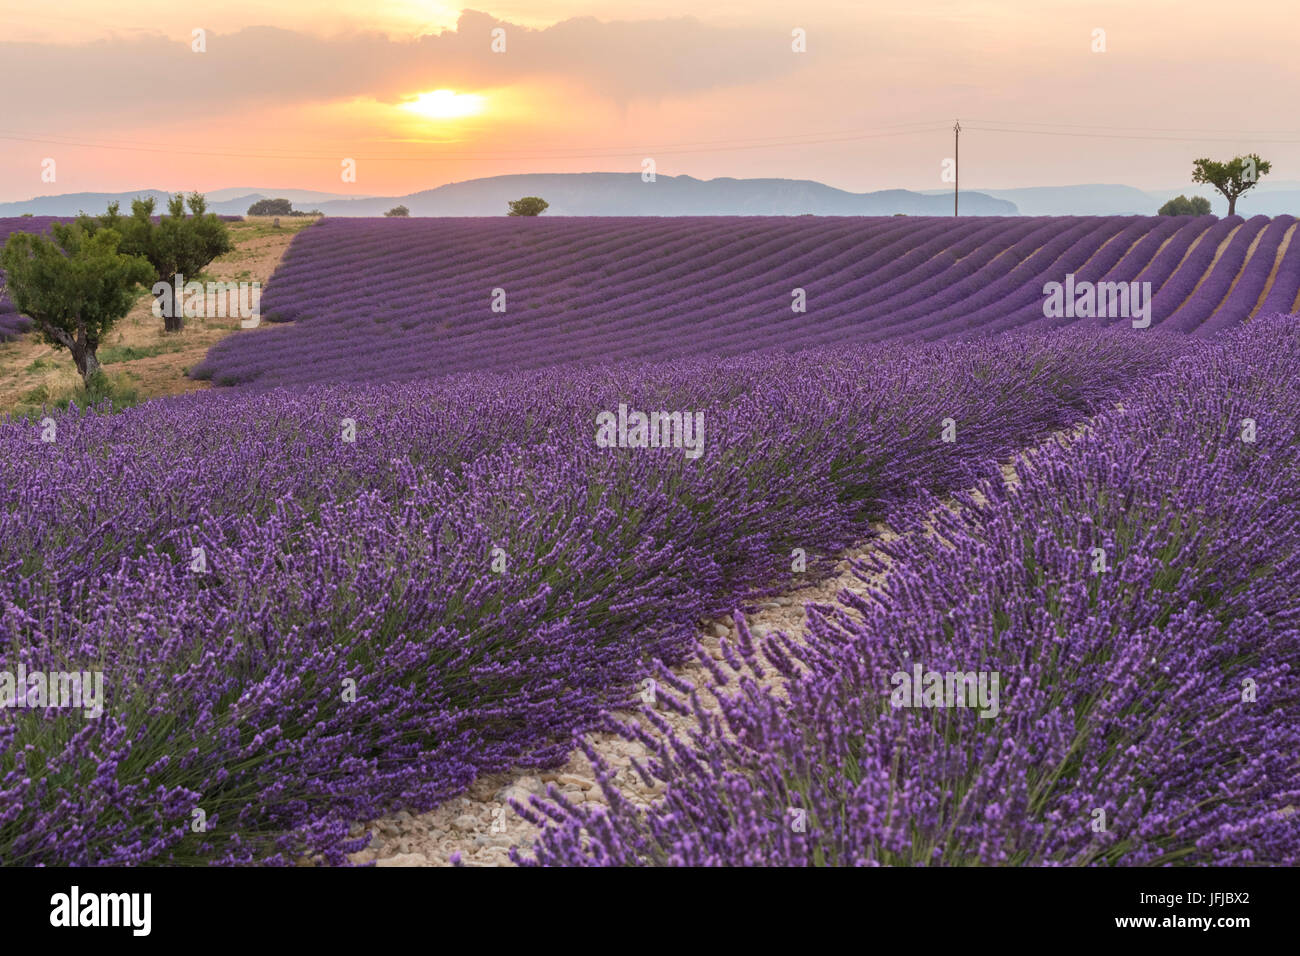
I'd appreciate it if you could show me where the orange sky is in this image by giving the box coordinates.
[1,1,1297,201]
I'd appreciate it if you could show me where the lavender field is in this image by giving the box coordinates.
[193,215,1300,386]
[1,214,1297,867]
[523,317,1300,867]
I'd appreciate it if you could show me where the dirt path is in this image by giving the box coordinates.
[348,428,1061,867]
[1252,220,1300,318]
[352,401,1296,866]
[0,216,313,417]
[1167,221,1241,316]
[348,550,884,867]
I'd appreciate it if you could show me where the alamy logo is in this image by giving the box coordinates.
[0,665,104,718]
[1042,274,1152,328]
[152,272,262,327]
[595,403,705,459]
[889,662,1000,718]
[50,886,150,936]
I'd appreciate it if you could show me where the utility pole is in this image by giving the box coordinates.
[953,119,961,217]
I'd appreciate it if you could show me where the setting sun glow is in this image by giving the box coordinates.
[400,89,486,120]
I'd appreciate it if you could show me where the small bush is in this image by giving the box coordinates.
[18,384,49,404]
[1158,195,1213,216]
[507,197,549,217]
[98,343,184,364]
[248,198,295,217]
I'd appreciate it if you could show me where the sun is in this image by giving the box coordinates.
[400,89,486,120]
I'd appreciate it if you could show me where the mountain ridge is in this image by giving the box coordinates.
[10,174,1298,218]
[0,174,1017,217]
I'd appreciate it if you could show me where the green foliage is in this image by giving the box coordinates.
[0,224,154,385]
[81,369,115,404]
[1191,155,1272,216]
[17,383,49,405]
[76,192,232,332]
[384,205,410,218]
[97,342,185,364]
[248,198,295,216]
[10,370,142,422]
[1158,194,1213,216]
[507,196,549,217]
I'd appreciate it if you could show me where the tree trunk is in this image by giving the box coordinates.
[159,272,184,333]
[70,340,102,387]
[1227,195,1236,217]
[37,320,102,389]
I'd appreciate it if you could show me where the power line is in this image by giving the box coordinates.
[964,125,1300,145]
[0,120,946,159]
[953,119,961,216]
[0,125,950,163]
[965,118,1300,136]
[4,116,1290,171]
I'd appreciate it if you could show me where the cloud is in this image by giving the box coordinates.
[0,10,804,125]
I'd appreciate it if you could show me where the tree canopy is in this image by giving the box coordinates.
[1158,195,1213,216]
[78,193,232,331]
[248,198,294,216]
[507,197,549,217]
[0,224,154,386]
[1191,155,1271,217]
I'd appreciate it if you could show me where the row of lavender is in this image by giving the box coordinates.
[0,329,1182,864]
[0,217,60,340]
[192,215,1300,387]
[518,315,1300,866]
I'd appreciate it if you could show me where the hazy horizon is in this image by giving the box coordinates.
[2,1,1297,203]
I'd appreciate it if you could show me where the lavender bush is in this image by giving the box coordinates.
[191,216,1298,388]
[0,329,1184,864]
[516,315,1300,866]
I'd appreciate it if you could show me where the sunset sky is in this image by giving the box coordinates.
[1,0,1296,202]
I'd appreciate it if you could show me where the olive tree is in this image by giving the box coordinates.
[80,192,232,332]
[507,197,549,217]
[1191,155,1271,217]
[248,198,294,216]
[0,224,153,386]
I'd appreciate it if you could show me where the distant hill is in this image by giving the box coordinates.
[0,190,182,217]
[307,173,1018,217]
[924,182,1300,217]
[0,175,1018,218]
[0,189,295,218]
[11,176,1300,219]
[972,185,1160,217]
[1145,181,1300,218]
[202,188,376,206]
[0,188,361,217]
